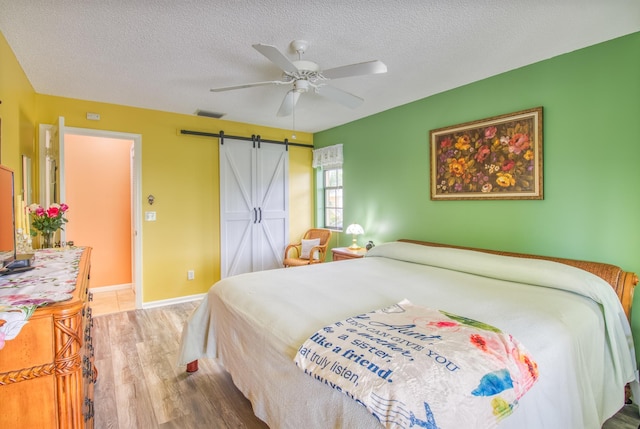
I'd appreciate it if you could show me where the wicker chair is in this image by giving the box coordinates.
[283,228,332,267]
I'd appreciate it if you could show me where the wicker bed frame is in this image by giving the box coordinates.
[399,239,638,321]
[185,239,638,374]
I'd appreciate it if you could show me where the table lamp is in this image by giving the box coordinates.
[345,223,364,250]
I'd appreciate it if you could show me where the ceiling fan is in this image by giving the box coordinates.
[210,40,387,117]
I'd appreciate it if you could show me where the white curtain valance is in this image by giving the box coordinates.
[312,144,343,169]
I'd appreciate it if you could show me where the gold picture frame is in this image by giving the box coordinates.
[430,107,543,200]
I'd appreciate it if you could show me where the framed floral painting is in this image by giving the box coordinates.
[430,107,543,200]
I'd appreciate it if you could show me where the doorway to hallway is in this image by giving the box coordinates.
[60,126,142,310]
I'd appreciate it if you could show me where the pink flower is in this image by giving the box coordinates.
[475,145,491,163]
[47,206,60,218]
[3,294,30,301]
[423,320,460,331]
[508,133,530,154]
[470,333,506,356]
[440,137,452,149]
[508,341,539,398]
[431,321,458,328]
[484,126,497,139]
[471,334,488,351]
[413,316,460,330]
[28,203,70,236]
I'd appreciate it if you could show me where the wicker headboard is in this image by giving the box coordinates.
[399,239,638,321]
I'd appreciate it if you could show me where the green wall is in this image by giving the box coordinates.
[315,32,640,353]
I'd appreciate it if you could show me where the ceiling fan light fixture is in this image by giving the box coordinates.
[293,80,310,93]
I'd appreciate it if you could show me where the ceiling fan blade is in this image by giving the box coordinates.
[210,80,285,92]
[252,43,298,74]
[322,60,387,80]
[276,90,301,117]
[316,85,363,109]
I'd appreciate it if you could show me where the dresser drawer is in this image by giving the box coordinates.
[0,372,57,428]
[0,315,54,373]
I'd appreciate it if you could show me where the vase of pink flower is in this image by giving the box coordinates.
[28,203,69,248]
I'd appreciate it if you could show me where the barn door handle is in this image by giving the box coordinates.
[253,208,257,223]
[258,207,262,223]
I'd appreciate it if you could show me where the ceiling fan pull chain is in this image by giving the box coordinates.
[292,99,297,140]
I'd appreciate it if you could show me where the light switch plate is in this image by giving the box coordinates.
[145,211,156,221]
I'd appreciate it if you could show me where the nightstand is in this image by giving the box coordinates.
[331,247,367,261]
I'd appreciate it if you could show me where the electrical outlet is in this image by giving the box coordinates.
[187,270,195,280]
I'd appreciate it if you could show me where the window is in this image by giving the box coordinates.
[323,168,343,230]
[313,144,343,230]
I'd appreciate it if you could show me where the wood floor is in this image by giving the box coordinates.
[93,302,640,429]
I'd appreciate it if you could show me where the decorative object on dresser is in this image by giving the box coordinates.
[27,202,70,249]
[331,246,367,261]
[0,247,95,429]
[283,228,332,267]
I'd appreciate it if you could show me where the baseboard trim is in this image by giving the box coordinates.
[90,283,133,293]
[141,293,206,310]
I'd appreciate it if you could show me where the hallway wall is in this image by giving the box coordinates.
[64,134,132,288]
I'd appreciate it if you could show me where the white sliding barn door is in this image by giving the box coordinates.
[220,138,289,278]
[254,141,289,272]
[220,139,254,277]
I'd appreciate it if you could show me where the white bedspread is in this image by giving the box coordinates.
[178,242,638,429]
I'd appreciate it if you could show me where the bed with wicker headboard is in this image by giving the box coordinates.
[179,239,639,429]
[399,239,638,320]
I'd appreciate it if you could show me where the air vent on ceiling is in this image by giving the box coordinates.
[195,109,225,119]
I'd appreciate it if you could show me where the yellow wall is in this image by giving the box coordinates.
[1,31,314,304]
[0,32,37,186]
[35,96,313,303]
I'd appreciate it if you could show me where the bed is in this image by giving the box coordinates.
[178,240,639,429]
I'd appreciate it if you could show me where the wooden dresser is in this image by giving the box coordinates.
[0,248,95,428]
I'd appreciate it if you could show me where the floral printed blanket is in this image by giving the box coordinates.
[294,299,538,429]
[0,248,84,349]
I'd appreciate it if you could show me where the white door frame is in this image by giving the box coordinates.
[57,124,143,309]
[38,119,63,209]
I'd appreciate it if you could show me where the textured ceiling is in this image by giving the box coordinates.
[1,1,638,133]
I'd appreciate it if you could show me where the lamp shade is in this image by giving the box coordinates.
[345,224,364,235]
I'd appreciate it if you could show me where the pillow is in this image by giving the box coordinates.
[300,238,321,259]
